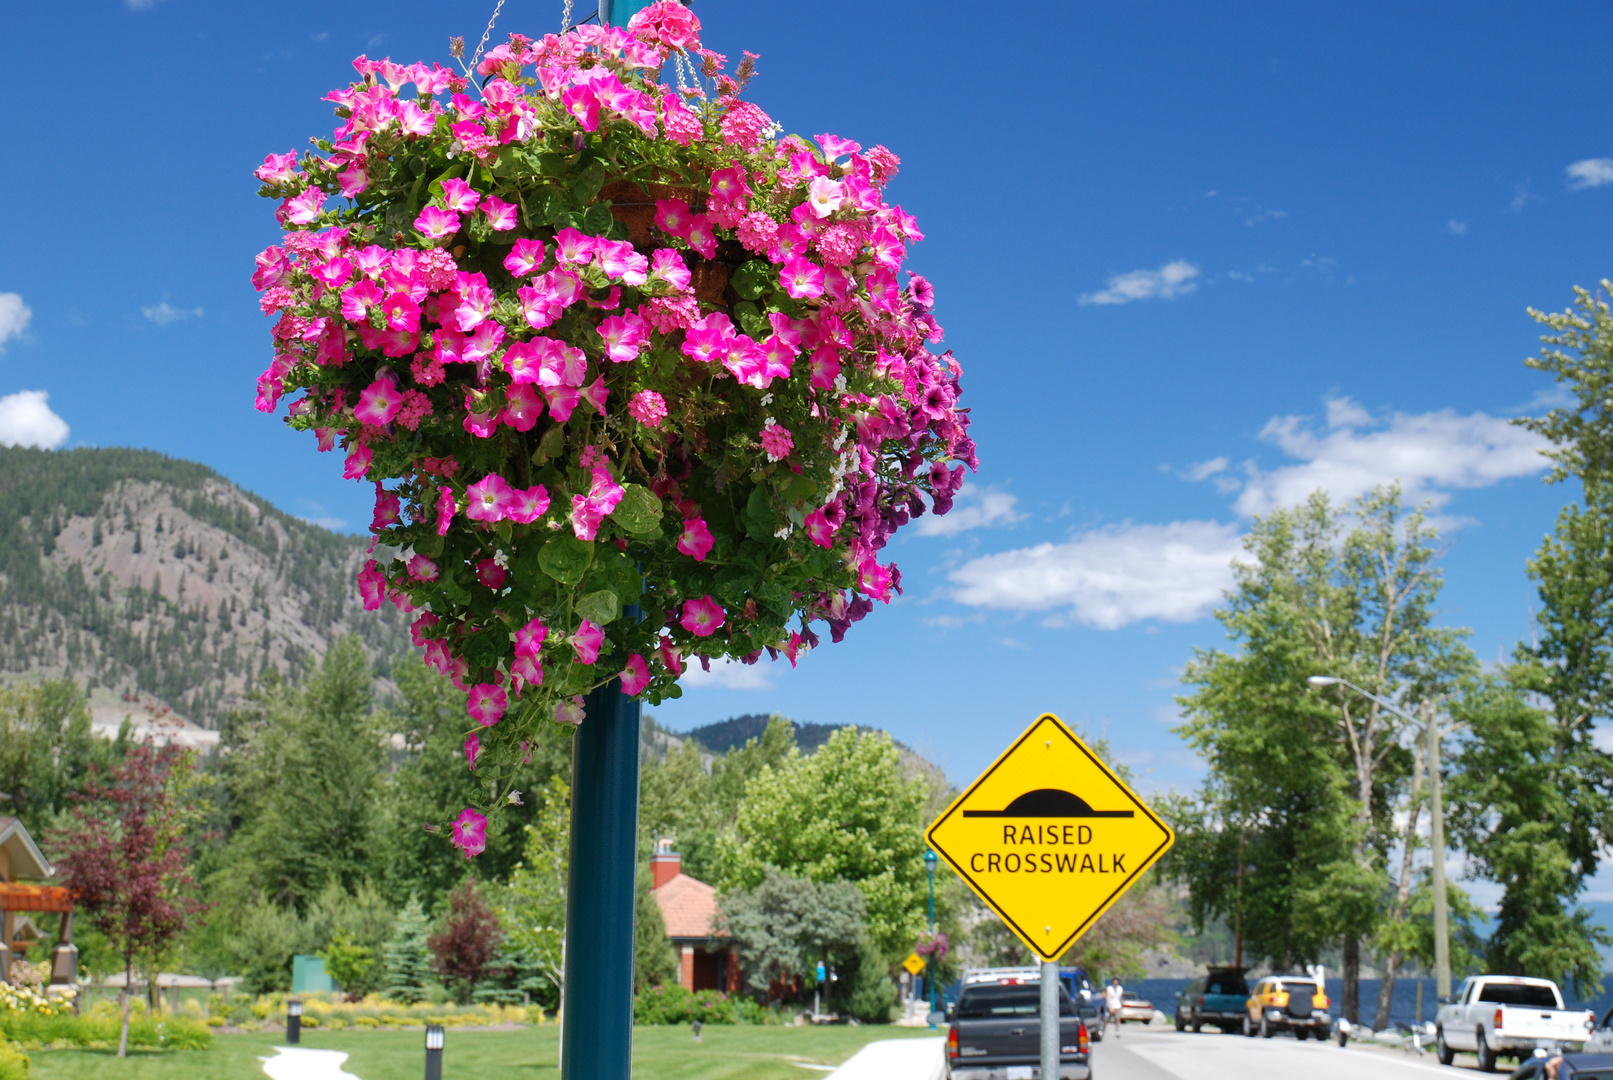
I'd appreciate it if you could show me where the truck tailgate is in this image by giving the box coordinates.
[1499,1008,1591,1040]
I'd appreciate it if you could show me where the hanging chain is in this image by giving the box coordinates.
[467,0,508,71]
[561,0,575,33]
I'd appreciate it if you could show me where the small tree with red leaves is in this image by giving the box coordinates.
[427,878,504,1004]
[50,742,203,1057]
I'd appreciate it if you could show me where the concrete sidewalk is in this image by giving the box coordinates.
[259,1046,362,1080]
[824,1037,944,1080]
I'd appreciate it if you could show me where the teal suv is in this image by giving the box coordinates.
[1175,968,1251,1033]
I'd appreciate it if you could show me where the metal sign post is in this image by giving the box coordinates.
[1041,961,1059,1080]
[560,679,642,1080]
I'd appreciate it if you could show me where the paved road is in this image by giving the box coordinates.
[1093,1027,1481,1080]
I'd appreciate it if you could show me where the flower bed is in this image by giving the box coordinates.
[634,985,760,1025]
[251,1,973,843]
[0,1011,210,1053]
[243,993,531,1030]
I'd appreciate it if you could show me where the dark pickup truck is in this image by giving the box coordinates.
[946,982,1092,1080]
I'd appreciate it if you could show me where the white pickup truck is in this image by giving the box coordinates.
[1435,975,1595,1071]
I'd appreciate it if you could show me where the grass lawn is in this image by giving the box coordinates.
[24,1023,940,1080]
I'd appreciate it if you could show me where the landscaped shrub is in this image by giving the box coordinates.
[0,1011,211,1052]
[633,985,738,1025]
[235,992,528,1030]
[0,1041,27,1080]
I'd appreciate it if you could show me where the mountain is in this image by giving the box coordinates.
[678,712,889,755]
[0,446,409,729]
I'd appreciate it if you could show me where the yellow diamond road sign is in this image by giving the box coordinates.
[927,713,1174,962]
[902,952,927,976]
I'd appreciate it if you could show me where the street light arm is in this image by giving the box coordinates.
[1309,675,1419,725]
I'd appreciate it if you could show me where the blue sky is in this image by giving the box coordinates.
[3,1,1611,828]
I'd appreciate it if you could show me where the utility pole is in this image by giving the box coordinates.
[1426,701,1451,1000]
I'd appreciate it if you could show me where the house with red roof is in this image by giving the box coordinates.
[649,839,740,994]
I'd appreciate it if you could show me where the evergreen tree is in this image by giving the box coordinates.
[383,896,435,1004]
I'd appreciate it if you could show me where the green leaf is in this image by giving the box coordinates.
[743,486,777,541]
[611,484,664,537]
[731,260,771,301]
[538,534,594,585]
[535,424,567,464]
[571,160,607,205]
[576,588,621,626]
[415,533,444,558]
[582,203,614,236]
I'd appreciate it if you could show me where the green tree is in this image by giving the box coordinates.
[383,896,435,1004]
[1172,488,1473,1024]
[319,929,375,1000]
[0,679,117,835]
[720,728,928,957]
[717,867,866,998]
[502,776,571,1004]
[634,864,680,991]
[1448,672,1612,993]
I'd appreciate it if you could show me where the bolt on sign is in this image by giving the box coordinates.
[927,714,1174,962]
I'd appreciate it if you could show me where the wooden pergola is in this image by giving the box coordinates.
[0,817,77,985]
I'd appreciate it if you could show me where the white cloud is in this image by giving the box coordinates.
[679,655,777,690]
[1445,219,1468,236]
[1230,397,1548,517]
[142,302,203,326]
[1567,158,1613,190]
[1509,182,1539,212]
[0,294,31,352]
[1182,457,1228,482]
[1079,261,1199,306]
[914,485,1023,537]
[0,390,70,449]
[949,520,1243,630]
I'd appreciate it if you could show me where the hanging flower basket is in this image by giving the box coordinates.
[249,1,976,845]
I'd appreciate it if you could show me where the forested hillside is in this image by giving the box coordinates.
[0,446,408,724]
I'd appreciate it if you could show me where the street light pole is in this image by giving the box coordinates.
[1308,676,1451,999]
[924,849,938,1022]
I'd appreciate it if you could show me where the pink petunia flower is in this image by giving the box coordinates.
[465,474,517,522]
[628,390,668,428]
[657,635,684,676]
[579,375,609,416]
[482,195,518,230]
[467,682,507,726]
[680,595,726,637]
[315,426,337,452]
[415,205,461,239]
[255,151,301,185]
[501,383,545,432]
[436,486,458,536]
[440,177,481,213]
[515,617,549,658]
[357,559,387,611]
[355,377,403,426]
[807,176,846,218]
[553,228,596,266]
[507,484,551,524]
[804,507,834,548]
[477,557,508,590]
[411,611,441,646]
[781,258,826,299]
[511,653,544,694]
[655,199,693,238]
[685,214,718,259]
[572,620,605,664]
[344,442,373,480]
[370,482,401,531]
[283,186,328,225]
[678,517,714,561]
[597,312,650,362]
[464,734,481,770]
[407,553,439,581]
[452,807,488,858]
[555,695,586,726]
[620,653,651,696]
[504,238,546,276]
[649,249,691,290]
[809,344,842,389]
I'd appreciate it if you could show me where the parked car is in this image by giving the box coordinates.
[1076,1001,1103,1041]
[1244,973,1331,1039]
[945,981,1091,1080]
[1578,1003,1613,1055]
[1437,975,1594,1071]
[1119,991,1154,1024]
[1509,1053,1613,1080]
[1177,968,1251,1033]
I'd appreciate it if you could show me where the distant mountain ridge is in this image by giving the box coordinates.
[0,446,409,726]
[677,713,886,755]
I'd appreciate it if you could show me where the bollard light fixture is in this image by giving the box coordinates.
[286,998,303,1045]
[424,1023,445,1080]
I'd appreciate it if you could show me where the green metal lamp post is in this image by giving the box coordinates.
[924,848,938,1021]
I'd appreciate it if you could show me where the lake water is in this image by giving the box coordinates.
[1125,977,1613,1031]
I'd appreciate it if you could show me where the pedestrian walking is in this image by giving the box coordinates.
[1104,977,1124,1039]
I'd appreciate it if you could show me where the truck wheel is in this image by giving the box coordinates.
[1336,1025,1348,1047]
[1244,1015,1255,1038]
[1436,1027,1454,1066]
[1261,1016,1273,1039]
[1174,1009,1184,1032]
[1476,1029,1497,1073]
[1192,1016,1202,1033]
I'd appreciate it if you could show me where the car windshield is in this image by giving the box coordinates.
[1206,978,1249,995]
[956,986,1076,1019]
[1479,983,1559,1008]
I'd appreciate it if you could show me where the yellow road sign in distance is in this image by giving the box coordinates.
[927,713,1174,962]
[903,952,927,976]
